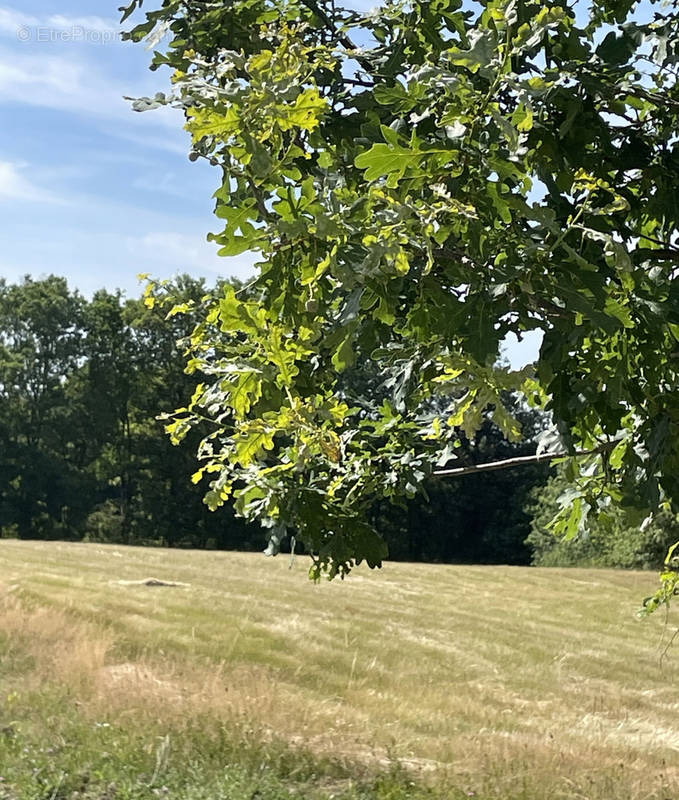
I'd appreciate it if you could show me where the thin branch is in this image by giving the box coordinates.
[298,0,373,73]
[246,177,273,223]
[433,443,616,478]
[627,87,679,110]
[635,248,679,262]
[299,0,356,50]
[341,77,376,87]
[660,624,679,670]
[639,233,679,251]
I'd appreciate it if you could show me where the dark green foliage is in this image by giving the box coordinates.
[0,274,548,563]
[122,0,679,591]
[527,471,679,569]
[0,275,256,550]
[379,400,550,565]
[0,276,91,539]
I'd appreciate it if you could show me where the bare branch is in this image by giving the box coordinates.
[433,443,616,479]
[636,248,679,262]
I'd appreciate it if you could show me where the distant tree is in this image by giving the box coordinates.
[527,470,679,570]
[77,289,139,541]
[73,276,257,549]
[0,275,258,550]
[118,276,257,549]
[378,398,550,564]
[0,276,91,538]
[0,272,544,564]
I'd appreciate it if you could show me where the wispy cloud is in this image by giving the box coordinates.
[131,232,256,281]
[0,161,64,204]
[0,5,234,298]
[0,217,254,298]
[0,3,179,147]
[0,7,121,38]
[0,8,36,33]
[0,45,180,137]
[42,14,121,34]
[132,170,197,198]
[113,126,190,157]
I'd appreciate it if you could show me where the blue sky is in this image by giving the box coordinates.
[0,0,597,364]
[0,1,261,297]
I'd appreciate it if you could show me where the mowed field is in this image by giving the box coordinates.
[0,540,678,799]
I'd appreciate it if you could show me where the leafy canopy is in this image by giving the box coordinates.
[121,0,679,591]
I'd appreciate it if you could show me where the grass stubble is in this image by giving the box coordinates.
[0,540,677,799]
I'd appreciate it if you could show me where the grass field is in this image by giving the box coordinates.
[0,540,677,799]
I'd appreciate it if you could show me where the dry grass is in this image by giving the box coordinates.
[0,540,677,797]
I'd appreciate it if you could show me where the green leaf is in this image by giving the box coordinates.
[186,107,239,140]
[603,297,634,329]
[219,288,259,335]
[609,440,628,470]
[374,82,418,111]
[229,371,263,417]
[355,143,423,184]
[233,425,275,467]
[213,199,260,256]
[512,105,533,132]
[119,2,140,24]
[597,31,636,66]
[279,88,327,132]
[331,329,356,372]
[447,30,496,73]
[268,328,300,388]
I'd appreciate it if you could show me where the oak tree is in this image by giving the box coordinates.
[121,0,679,603]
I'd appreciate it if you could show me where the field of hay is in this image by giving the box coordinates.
[0,540,677,799]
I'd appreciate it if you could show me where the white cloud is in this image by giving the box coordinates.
[115,127,189,157]
[0,47,157,118]
[130,232,257,282]
[44,14,121,34]
[132,170,195,197]
[0,45,182,150]
[0,7,121,38]
[0,223,256,299]
[0,161,64,204]
[0,8,37,34]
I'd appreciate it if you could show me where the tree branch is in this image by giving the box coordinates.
[342,77,376,87]
[433,443,616,478]
[298,0,373,73]
[639,233,679,251]
[635,248,679,262]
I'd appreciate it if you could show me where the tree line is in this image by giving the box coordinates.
[0,275,255,550]
[0,274,675,568]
